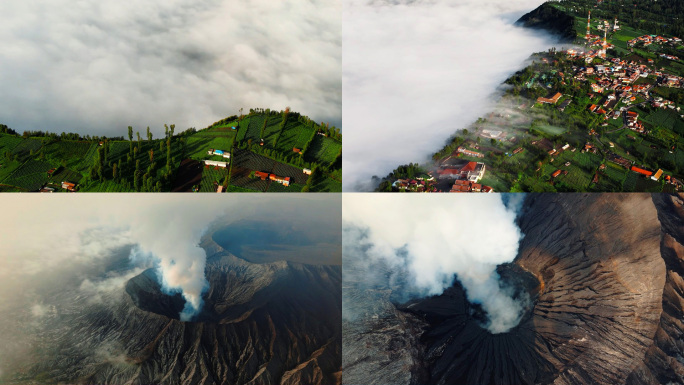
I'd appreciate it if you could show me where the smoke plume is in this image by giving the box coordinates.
[127,212,213,321]
[343,0,558,190]
[343,193,526,333]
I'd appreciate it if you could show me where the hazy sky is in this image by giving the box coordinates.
[342,0,558,190]
[0,194,341,307]
[0,0,341,137]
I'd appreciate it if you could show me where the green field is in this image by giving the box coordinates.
[4,160,52,191]
[0,109,341,192]
[305,135,342,165]
[199,166,230,192]
[533,124,568,136]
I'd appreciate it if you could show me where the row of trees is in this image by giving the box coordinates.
[84,124,181,192]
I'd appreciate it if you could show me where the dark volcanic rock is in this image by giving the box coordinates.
[626,194,684,385]
[344,193,684,385]
[516,2,576,43]
[13,235,342,385]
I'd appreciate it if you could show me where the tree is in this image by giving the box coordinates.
[260,117,269,139]
[134,160,141,192]
[147,127,152,142]
[128,126,134,153]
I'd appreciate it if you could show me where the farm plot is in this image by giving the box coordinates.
[569,152,602,173]
[262,117,291,146]
[79,179,130,192]
[4,160,53,191]
[0,159,22,182]
[277,124,315,154]
[271,161,309,185]
[593,171,623,192]
[311,169,343,192]
[11,138,43,157]
[645,109,684,135]
[234,119,252,143]
[199,166,230,192]
[229,148,276,192]
[44,141,94,168]
[0,135,23,154]
[51,168,83,184]
[266,181,304,192]
[107,142,133,162]
[602,163,629,185]
[0,184,26,192]
[557,165,592,189]
[186,133,235,159]
[304,135,341,165]
[532,124,567,136]
[243,115,266,142]
[622,171,638,191]
[634,176,663,192]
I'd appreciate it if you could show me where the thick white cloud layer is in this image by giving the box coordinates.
[342,0,557,190]
[343,193,525,333]
[0,0,341,136]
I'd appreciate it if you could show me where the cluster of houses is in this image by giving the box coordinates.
[457,146,484,158]
[392,177,435,192]
[449,180,493,193]
[628,35,682,47]
[558,51,684,132]
[607,151,675,185]
[204,149,231,168]
[436,161,486,182]
[254,171,291,186]
[660,74,683,88]
[38,167,78,192]
[652,97,677,109]
[625,110,645,133]
[39,181,77,193]
[659,53,680,61]
[547,143,575,160]
[207,149,231,159]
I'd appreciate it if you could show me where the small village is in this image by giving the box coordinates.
[379,3,684,193]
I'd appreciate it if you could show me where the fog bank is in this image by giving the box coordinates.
[343,0,557,190]
[0,0,341,137]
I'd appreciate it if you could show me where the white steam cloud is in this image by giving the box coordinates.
[343,193,525,333]
[0,0,341,136]
[343,0,557,190]
[130,230,211,321]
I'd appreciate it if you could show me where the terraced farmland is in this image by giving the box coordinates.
[4,160,52,191]
[304,135,341,165]
[0,109,341,192]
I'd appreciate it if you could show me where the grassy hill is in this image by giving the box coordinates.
[0,108,342,193]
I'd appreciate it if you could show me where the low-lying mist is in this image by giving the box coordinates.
[0,194,340,379]
[343,0,558,191]
[343,193,527,333]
